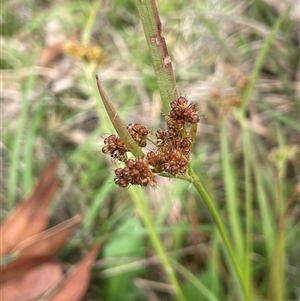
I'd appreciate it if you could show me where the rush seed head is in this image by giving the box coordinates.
[102,96,200,187]
[162,150,189,175]
[146,150,164,173]
[114,158,157,188]
[102,134,128,161]
[169,97,200,124]
[127,123,151,147]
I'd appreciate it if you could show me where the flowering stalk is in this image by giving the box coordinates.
[136,0,179,115]
[134,1,252,299]
[187,166,250,301]
[97,86,198,301]
[96,0,252,300]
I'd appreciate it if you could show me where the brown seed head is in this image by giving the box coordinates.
[146,151,164,173]
[102,134,128,161]
[113,158,157,188]
[162,150,189,176]
[127,123,150,147]
[169,97,200,124]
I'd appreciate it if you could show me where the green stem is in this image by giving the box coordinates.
[81,0,101,44]
[188,166,251,301]
[235,11,286,299]
[241,13,286,109]
[220,120,244,264]
[130,187,186,301]
[170,258,221,301]
[238,114,254,297]
[136,0,179,115]
[8,76,34,209]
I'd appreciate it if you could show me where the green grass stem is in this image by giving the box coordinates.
[220,120,244,264]
[83,174,115,232]
[241,13,286,109]
[129,187,186,301]
[81,0,101,45]
[22,96,44,195]
[7,77,35,209]
[254,166,275,261]
[239,116,254,298]
[170,258,221,301]
[256,102,299,132]
[235,12,287,298]
[188,166,251,301]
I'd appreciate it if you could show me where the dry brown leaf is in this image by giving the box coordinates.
[0,159,99,300]
[45,246,100,301]
[38,43,64,67]
[0,159,60,256]
[1,215,82,282]
[0,261,63,301]
[1,258,57,285]
[12,214,82,257]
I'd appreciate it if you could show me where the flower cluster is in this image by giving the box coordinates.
[102,97,200,188]
[126,123,150,147]
[169,97,200,124]
[145,97,197,176]
[63,41,105,63]
[114,158,157,188]
[102,134,128,162]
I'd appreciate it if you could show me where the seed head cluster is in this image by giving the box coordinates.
[169,97,200,124]
[102,134,128,162]
[63,41,105,63]
[102,97,200,188]
[126,123,150,147]
[114,158,157,188]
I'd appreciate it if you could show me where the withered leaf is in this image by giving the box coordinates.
[38,43,64,67]
[45,245,100,301]
[0,261,63,301]
[0,159,60,256]
[1,215,82,283]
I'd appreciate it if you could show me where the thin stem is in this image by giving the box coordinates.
[81,0,101,44]
[238,114,254,298]
[129,187,186,301]
[188,166,251,301]
[241,13,286,109]
[146,136,158,147]
[235,11,285,299]
[220,119,244,264]
[170,258,221,301]
[8,77,34,209]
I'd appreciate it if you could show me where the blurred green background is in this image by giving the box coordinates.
[1,0,299,300]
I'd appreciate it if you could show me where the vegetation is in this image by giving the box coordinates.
[2,0,299,300]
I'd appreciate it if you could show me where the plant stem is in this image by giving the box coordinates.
[129,187,186,301]
[136,0,179,116]
[220,119,244,265]
[188,166,251,301]
[81,0,101,44]
[241,12,286,109]
[238,114,254,298]
[236,11,285,299]
[8,76,34,209]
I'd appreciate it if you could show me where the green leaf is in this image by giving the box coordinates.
[95,75,144,158]
[102,218,144,301]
